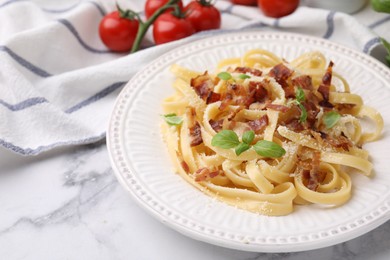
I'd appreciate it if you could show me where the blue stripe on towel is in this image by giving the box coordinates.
[0,97,47,111]
[369,15,390,29]
[0,0,25,9]
[323,11,336,39]
[0,132,106,155]
[363,37,381,53]
[42,1,105,16]
[65,81,126,114]
[58,19,112,54]
[0,46,52,77]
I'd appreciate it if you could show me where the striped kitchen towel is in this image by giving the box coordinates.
[0,0,389,155]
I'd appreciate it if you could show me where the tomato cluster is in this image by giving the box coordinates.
[99,0,221,53]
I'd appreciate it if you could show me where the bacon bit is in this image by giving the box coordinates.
[285,118,305,132]
[176,151,190,173]
[248,115,269,133]
[189,122,203,147]
[206,91,221,104]
[301,151,327,191]
[268,63,293,89]
[219,93,233,110]
[186,107,203,147]
[265,103,290,113]
[209,170,221,178]
[209,119,223,132]
[248,81,268,102]
[191,72,214,100]
[318,62,334,106]
[292,75,314,91]
[195,167,210,182]
[234,67,262,76]
[194,168,222,182]
[323,132,352,151]
[303,101,320,128]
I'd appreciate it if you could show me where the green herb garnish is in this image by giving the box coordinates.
[238,74,251,80]
[253,140,286,158]
[211,130,285,157]
[323,111,341,129]
[242,130,255,144]
[294,87,307,123]
[163,113,183,126]
[211,130,240,149]
[217,72,232,81]
[235,143,251,156]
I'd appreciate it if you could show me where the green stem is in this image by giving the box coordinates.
[130,0,180,53]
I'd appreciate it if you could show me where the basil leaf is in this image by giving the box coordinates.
[217,72,232,81]
[242,130,255,144]
[238,74,251,79]
[235,143,250,156]
[163,113,183,126]
[323,111,341,129]
[211,130,240,149]
[295,87,305,103]
[253,140,286,158]
[298,103,307,123]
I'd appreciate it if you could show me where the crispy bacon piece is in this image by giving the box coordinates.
[248,81,268,103]
[269,64,293,82]
[206,92,221,104]
[303,100,320,129]
[301,151,327,191]
[219,93,233,110]
[191,72,221,104]
[191,72,213,99]
[268,64,295,98]
[186,107,203,147]
[269,63,293,86]
[248,115,269,133]
[176,151,190,173]
[189,122,203,147]
[195,167,222,182]
[318,62,334,107]
[265,103,290,113]
[324,132,352,151]
[209,119,223,132]
[234,67,262,76]
[285,118,305,132]
[292,75,314,91]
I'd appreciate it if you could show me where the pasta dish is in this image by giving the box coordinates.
[161,49,383,216]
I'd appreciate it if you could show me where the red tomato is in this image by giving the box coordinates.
[153,12,195,45]
[231,0,257,6]
[184,0,221,32]
[145,0,184,19]
[99,11,139,52]
[258,0,299,18]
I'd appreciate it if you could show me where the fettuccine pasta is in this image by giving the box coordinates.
[161,49,384,216]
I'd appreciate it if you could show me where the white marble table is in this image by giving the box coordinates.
[1,140,390,260]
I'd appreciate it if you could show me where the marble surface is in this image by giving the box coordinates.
[1,141,390,260]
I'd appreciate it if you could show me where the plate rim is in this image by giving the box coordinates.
[107,31,390,252]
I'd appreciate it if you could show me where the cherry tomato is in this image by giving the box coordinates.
[99,11,139,52]
[231,0,257,6]
[153,12,195,45]
[184,0,221,32]
[145,0,184,19]
[258,0,299,18]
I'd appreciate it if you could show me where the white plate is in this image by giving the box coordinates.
[107,32,390,252]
